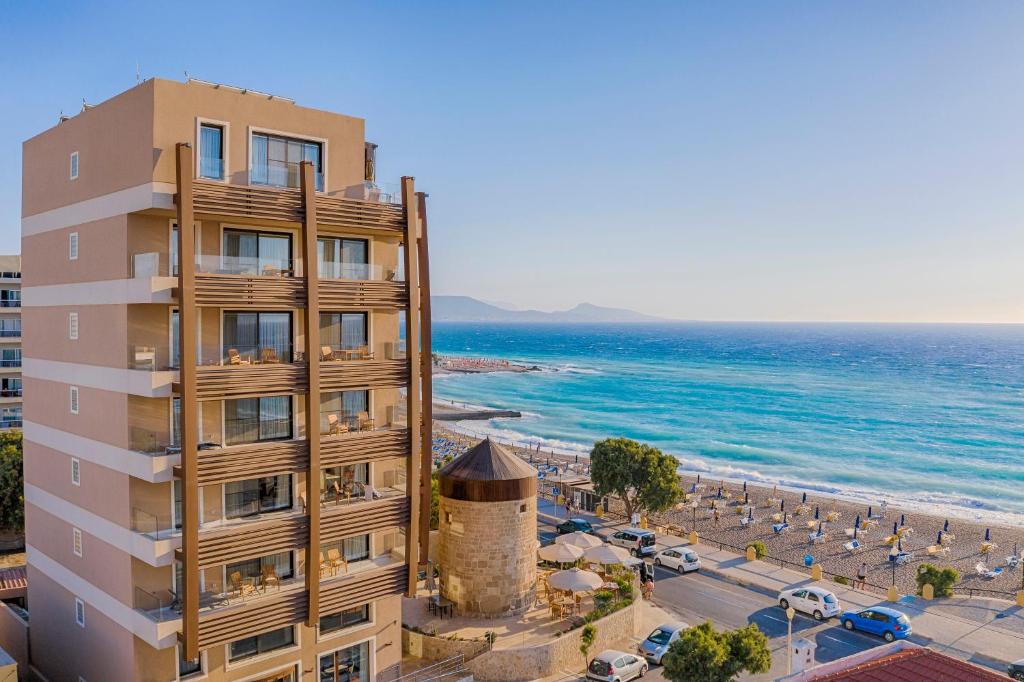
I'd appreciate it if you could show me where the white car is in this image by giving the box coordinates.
[778,586,841,620]
[653,546,700,573]
[639,621,688,665]
[586,649,648,681]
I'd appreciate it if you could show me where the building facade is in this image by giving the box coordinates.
[21,78,431,682]
[0,256,21,431]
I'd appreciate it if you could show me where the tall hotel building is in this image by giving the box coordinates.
[21,78,431,682]
[0,255,21,429]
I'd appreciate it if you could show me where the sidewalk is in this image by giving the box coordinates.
[539,498,1024,670]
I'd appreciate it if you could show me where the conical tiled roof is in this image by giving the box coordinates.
[438,438,536,482]
[438,438,537,502]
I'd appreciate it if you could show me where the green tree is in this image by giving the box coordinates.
[590,438,682,519]
[0,431,23,532]
[916,563,959,597]
[662,621,771,682]
[579,623,597,670]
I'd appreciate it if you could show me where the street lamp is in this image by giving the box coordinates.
[786,607,795,675]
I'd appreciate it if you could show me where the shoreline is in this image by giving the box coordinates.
[435,411,1024,531]
[433,422,1024,595]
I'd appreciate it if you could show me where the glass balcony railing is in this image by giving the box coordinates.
[253,163,324,192]
[196,255,295,277]
[131,507,177,540]
[201,344,302,367]
[317,261,401,282]
[0,329,21,338]
[0,419,22,429]
[0,359,21,368]
[320,404,404,437]
[0,301,20,309]
[341,181,402,206]
[0,389,22,398]
[318,342,405,363]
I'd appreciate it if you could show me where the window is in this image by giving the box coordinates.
[227,624,294,662]
[199,123,224,180]
[319,313,368,353]
[72,528,83,557]
[70,386,79,414]
[224,474,292,519]
[0,349,20,367]
[317,237,369,280]
[0,319,19,338]
[321,464,368,503]
[224,396,292,445]
[222,312,292,364]
[177,645,203,679]
[71,458,80,485]
[319,390,368,435]
[69,312,79,340]
[319,641,369,682]
[171,397,182,448]
[0,377,21,397]
[170,310,180,369]
[320,534,370,565]
[74,598,85,627]
[70,152,79,180]
[222,228,292,276]
[0,290,20,308]
[319,604,370,636]
[69,232,79,260]
[251,131,323,190]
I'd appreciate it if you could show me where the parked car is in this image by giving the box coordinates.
[556,518,595,535]
[777,586,841,620]
[1008,659,1024,680]
[840,606,912,642]
[653,546,700,573]
[608,528,657,557]
[638,621,688,665]
[586,650,648,681]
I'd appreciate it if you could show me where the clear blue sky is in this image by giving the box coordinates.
[2,2,1022,322]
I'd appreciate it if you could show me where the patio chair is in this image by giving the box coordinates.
[326,414,349,436]
[259,347,279,364]
[260,564,280,592]
[843,539,863,553]
[321,345,336,361]
[356,344,374,360]
[327,548,348,574]
[984,566,1004,580]
[227,348,249,365]
[772,522,790,535]
[228,571,256,600]
[1006,554,1021,568]
[319,552,333,577]
[357,411,374,431]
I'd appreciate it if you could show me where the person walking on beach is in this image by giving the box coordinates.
[857,562,868,589]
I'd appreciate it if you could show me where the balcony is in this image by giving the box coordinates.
[189,180,406,234]
[193,255,305,308]
[194,345,307,400]
[197,511,309,570]
[0,329,21,340]
[0,419,22,430]
[320,352,408,392]
[321,495,410,543]
[318,264,407,310]
[195,438,309,487]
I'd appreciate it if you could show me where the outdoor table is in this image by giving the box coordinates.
[432,597,454,619]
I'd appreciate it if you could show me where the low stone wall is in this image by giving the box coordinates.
[402,627,490,662]
[466,600,640,682]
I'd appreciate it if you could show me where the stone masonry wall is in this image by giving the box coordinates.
[438,495,538,616]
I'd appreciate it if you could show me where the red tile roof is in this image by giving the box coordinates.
[810,647,1006,681]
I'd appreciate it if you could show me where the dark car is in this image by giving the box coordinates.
[556,518,595,534]
[1009,659,1024,681]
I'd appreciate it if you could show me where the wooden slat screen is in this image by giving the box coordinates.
[319,280,408,309]
[320,429,410,469]
[195,363,308,400]
[320,359,408,392]
[320,497,410,542]
[318,563,407,617]
[194,274,306,308]
[196,440,310,487]
[196,590,307,650]
[197,516,310,569]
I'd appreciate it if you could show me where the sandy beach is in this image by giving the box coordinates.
[432,423,1024,598]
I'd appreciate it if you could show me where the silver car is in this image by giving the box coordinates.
[638,621,688,665]
[586,649,648,681]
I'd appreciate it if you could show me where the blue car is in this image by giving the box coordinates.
[840,606,912,642]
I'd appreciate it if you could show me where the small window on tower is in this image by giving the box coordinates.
[70,151,79,180]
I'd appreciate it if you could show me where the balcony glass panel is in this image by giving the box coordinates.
[1,378,21,397]
[219,312,293,365]
[0,320,20,337]
[0,349,20,367]
[211,229,293,277]
[320,390,370,435]
[225,474,293,519]
[0,290,19,308]
[225,396,292,445]
[319,641,369,682]
[199,124,224,180]
[317,237,378,280]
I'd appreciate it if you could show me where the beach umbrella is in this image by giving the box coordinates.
[855,514,861,530]
[893,522,898,535]
[697,474,701,483]
[985,528,991,542]
[556,531,603,550]
[937,531,943,544]
[783,511,789,524]
[897,536,903,552]
[802,492,807,504]
[944,519,950,532]
[743,481,747,492]
[717,486,723,498]
[814,506,820,520]
[748,507,754,520]
[538,543,585,564]
[854,526,859,539]
[900,514,906,527]
[744,492,750,504]
[780,499,785,512]
[817,521,823,534]
[868,506,873,518]
[548,568,603,593]
[583,544,632,565]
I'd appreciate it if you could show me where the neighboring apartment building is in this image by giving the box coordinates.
[0,255,21,430]
[21,78,431,682]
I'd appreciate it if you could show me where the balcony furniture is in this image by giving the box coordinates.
[260,565,280,592]
[327,548,348,574]
[357,412,374,431]
[385,270,397,281]
[428,595,454,619]
[228,571,257,601]
[326,414,349,436]
[356,345,374,360]
[259,348,279,364]
[319,552,333,578]
[321,345,336,361]
[227,349,250,366]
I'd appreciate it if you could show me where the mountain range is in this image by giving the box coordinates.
[431,295,665,323]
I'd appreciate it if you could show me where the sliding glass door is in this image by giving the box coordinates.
[225,396,292,445]
[317,237,369,279]
[223,312,292,363]
[320,313,367,352]
[223,229,292,275]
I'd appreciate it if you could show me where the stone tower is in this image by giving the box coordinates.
[437,438,538,616]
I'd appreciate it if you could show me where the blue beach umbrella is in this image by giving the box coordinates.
[937,530,943,544]
[814,506,820,520]
[697,474,701,483]
[944,519,950,532]
[898,536,903,552]
[893,522,898,535]
[784,511,788,523]
[985,528,991,542]
[817,521,823,534]
[868,506,873,518]
[854,526,859,539]
[780,499,785,512]
[748,507,754,520]
[900,514,906,527]
[743,481,747,492]
[802,492,807,504]
[855,514,861,529]
[717,486,723,498]
[690,483,697,494]
[744,492,749,504]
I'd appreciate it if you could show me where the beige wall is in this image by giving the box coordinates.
[22,82,155,218]
[0,602,28,682]
[23,304,127,367]
[24,377,129,446]
[21,214,130,287]
[24,441,130,527]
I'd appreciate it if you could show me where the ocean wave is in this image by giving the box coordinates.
[447,420,592,456]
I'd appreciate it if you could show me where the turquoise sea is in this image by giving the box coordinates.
[431,322,1024,524]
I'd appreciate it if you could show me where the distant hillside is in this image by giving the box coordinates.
[432,296,665,323]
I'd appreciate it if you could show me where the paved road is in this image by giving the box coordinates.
[539,517,889,680]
